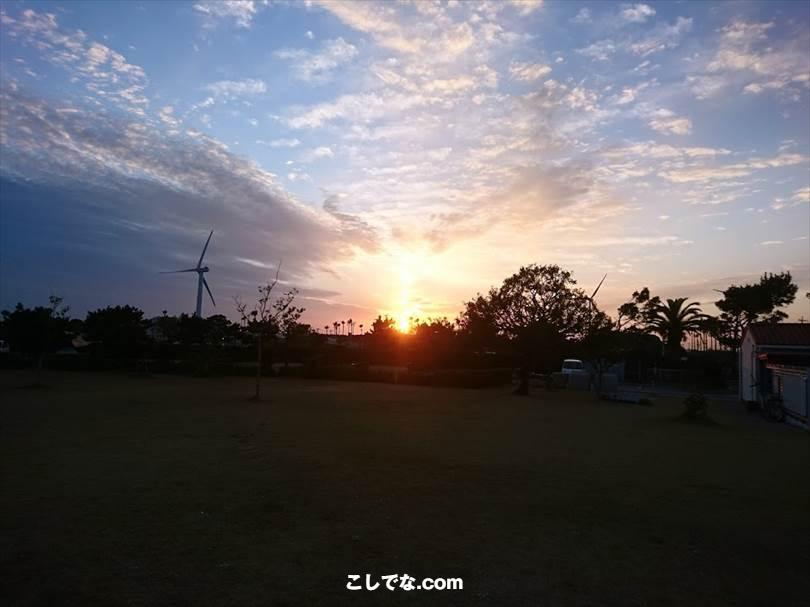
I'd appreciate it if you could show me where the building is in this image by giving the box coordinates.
[740,323,810,429]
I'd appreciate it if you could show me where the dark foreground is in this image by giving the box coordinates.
[1,371,808,606]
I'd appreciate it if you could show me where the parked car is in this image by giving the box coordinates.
[561,359,586,375]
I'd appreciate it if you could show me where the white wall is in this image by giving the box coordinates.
[780,371,809,428]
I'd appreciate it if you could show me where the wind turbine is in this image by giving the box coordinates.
[162,230,216,318]
[588,273,607,332]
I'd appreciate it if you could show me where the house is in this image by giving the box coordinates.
[740,323,810,429]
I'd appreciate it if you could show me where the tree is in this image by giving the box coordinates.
[458,265,594,395]
[0,296,71,380]
[714,272,798,347]
[235,268,304,401]
[646,298,709,355]
[616,287,661,331]
[410,317,457,368]
[369,315,397,336]
[456,292,501,353]
[84,305,147,358]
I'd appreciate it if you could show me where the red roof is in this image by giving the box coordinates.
[747,323,810,346]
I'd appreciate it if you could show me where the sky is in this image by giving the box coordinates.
[1,0,809,330]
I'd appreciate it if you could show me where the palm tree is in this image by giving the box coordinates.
[647,298,709,354]
[333,321,339,335]
[359,323,364,335]
[323,325,329,335]
[341,320,345,335]
[348,318,353,335]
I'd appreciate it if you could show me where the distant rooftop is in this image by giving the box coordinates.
[747,323,810,347]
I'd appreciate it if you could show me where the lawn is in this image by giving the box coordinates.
[1,371,808,606]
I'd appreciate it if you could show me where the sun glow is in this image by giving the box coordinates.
[396,312,411,333]
[393,252,423,333]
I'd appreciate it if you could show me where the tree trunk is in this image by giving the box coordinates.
[254,333,262,401]
[514,365,530,396]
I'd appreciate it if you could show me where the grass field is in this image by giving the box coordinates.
[1,371,808,606]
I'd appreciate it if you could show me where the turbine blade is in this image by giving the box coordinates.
[203,277,216,307]
[160,268,198,273]
[590,273,607,300]
[197,230,213,268]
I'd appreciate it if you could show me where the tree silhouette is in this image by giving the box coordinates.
[459,265,595,395]
[1,295,70,382]
[235,265,303,401]
[616,287,661,331]
[646,298,709,355]
[84,305,147,359]
[714,272,798,347]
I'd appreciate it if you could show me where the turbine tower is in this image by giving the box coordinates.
[162,230,216,317]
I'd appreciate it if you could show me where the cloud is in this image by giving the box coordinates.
[628,16,692,56]
[299,146,335,162]
[256,138,301,148]
[286,91,437,129]
[323,195,380,252]
[621,4,655,24]
[204,78,267,99]
[647,109,692,135]
[577,39,616,61]
[571,8,591,24]
[613,80,653,105]
[275,37,358,83]
[193,1,259,28]
[311,0,496,59]
[689,19,810,100]
[792,186,810,203]
[509,61,551,82]
[602,141,730,160]
[659,153,808,183]
[773,186,810,210]
[509,0,544,16]
[0,85,377,286]
[0,9,148,114]
[312,1,421,54]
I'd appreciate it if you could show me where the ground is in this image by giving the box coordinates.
[1,371,808,607]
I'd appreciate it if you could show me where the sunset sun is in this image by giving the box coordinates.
[1,1,809,605]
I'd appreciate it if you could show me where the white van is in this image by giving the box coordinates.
[561,359,585,375]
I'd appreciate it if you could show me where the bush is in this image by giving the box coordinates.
[683,392,709,421]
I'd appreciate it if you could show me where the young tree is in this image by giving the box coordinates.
[235,268,304,401]
[714,272,798,347]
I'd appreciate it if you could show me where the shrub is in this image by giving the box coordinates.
[683,392,709,420]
